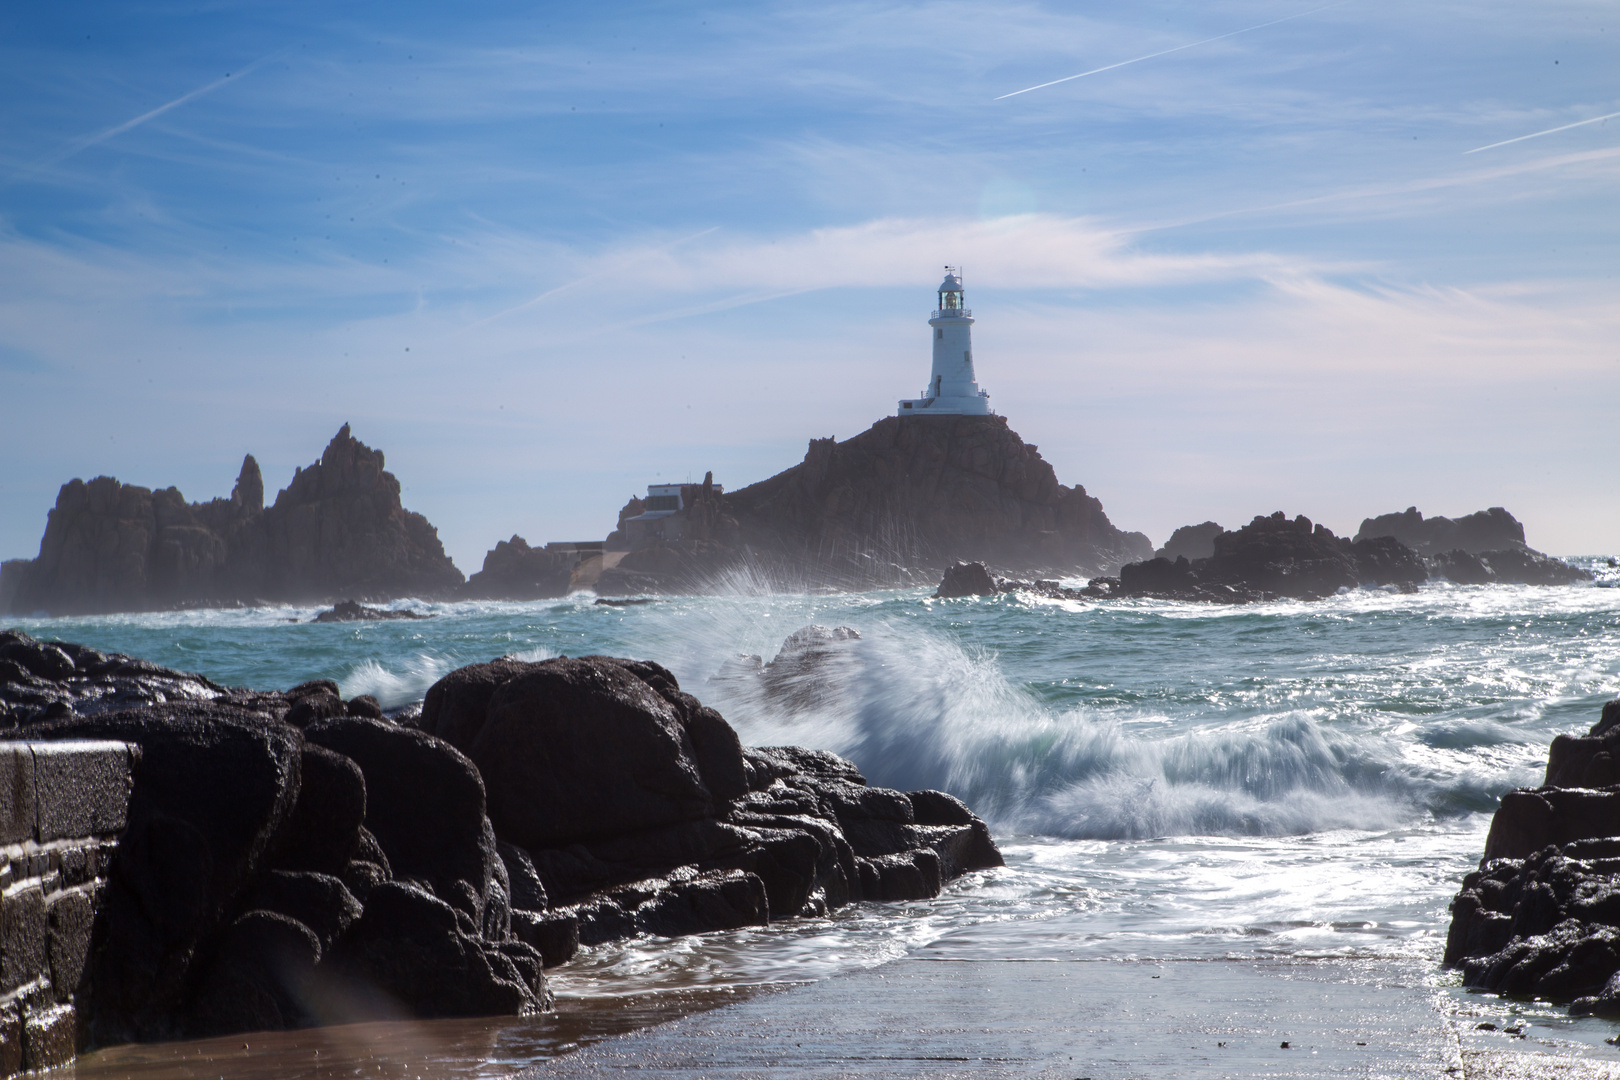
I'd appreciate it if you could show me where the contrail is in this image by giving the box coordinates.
[18,53,277,175]
[995,1,1350,101]
[455,226,722,334]
[1464,109,1620,154]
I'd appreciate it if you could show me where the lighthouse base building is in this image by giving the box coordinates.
[898,268,992,416]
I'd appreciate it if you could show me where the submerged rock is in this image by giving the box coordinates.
[1445,697,1620,1016]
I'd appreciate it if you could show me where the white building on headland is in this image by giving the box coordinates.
[619,482,723,545]
[898,268,991,417]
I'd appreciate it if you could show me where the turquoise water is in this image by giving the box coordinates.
[13,563,1620,1001]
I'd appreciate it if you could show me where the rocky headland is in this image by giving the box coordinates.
[0,427,463,616]
[1445,698,1620,1017]
[596,414,1151,595]
[0,628,1001,1062]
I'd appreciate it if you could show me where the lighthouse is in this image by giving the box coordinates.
[897,267,991,416]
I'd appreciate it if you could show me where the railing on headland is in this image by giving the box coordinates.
[930,308,972,319]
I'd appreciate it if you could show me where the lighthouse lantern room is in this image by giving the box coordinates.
[897,267,992,417]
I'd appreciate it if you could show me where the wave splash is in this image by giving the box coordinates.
[704,624,1521,840]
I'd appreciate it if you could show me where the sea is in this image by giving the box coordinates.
[16,559,1620,1078]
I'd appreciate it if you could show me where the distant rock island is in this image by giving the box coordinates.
[0,426,463,615]
[1083,508,1590,603]
[595,414,1151,595]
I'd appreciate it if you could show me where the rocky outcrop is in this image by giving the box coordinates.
[1355,506,1526,555]
[1084,512,1427,602]
[419,651,1004,939]
[1154,522,1222,562]
[1444,699,1620,1017]
[596,415,1150,594]
[1427,547,1592,586]
[461,537,577,601]
[933,562,1083,601]
[0,628,1004,1047]
[2,426,463,615]
[311,600,429,623]
[1356,506,1590,586]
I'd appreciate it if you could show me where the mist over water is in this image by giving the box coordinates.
[13,563,1620,985]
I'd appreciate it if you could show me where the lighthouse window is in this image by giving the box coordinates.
[964,350,971,362]
[936,329,943,340]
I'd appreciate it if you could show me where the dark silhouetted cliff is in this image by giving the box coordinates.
[1,426,463,614]
[598,414,1150,593]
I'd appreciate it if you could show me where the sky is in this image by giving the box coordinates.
[1,0,1617,571]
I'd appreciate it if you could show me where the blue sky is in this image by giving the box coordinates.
[2,0,1616,570]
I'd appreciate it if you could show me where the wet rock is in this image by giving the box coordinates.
[417,646,1002,942]
[26,703,302,1043]
[304,716,498,927]
[329,882,543,1018]
[268,744,367,876]
[310,600,429,623]
[1447,698,1620,1014]
[936,561,999,598]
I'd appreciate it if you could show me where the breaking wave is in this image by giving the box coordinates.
[705,623,1534,840]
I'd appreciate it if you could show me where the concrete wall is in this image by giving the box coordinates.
[0,742,133,1075]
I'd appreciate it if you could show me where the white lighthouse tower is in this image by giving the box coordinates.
[898,267,991,417]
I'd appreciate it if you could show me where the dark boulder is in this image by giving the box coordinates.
[460,658,718,849]
[26,703,302,1043]
[936,562,999,598]
[304,717,498,926]
[268,744,367,875]
[184,910,322,1037]
[1446,698,1620,1014]
[329,882,545,1018]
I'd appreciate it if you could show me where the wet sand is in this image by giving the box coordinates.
[524,956,1620,1080]
[68,986,782,1080]
[70,956,1620,1079]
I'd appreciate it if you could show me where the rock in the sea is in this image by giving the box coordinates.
[311,599,429,623]
[1444,698,1620,1015]
[1154,521,1223,562]
[595,415,1150,595]
[461,536,578,601]
[1086,512,1427,603]
[1355,506,1526,555]
[2,425,464,616]
[933,562,1085,601]
[1355,506,1591,585]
